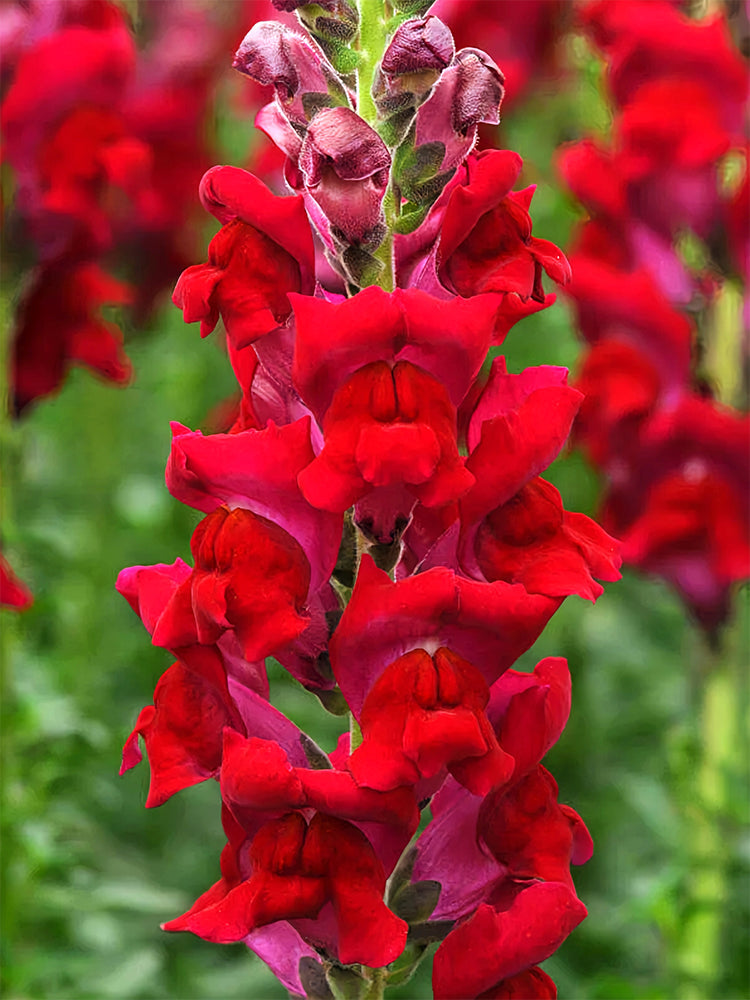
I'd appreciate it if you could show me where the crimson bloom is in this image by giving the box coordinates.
[164,809,408,968]
[150,506,311,663]
[173,166,315,349]
[11,263,132,415]
[348,647,514,796]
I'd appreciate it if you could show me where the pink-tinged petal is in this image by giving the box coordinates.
[245,923,322,998]
[224,678,310,769]
[329,556,559,715]
[172,218,302,350]
[466,358,575,454]
[432,883,587,1000]
[414,48,504,173]
[376,15,454,112]
[433,150,570,302]
[479,766,592,887]
[116,559,192,636]
[413,779,500,921]
[221,730,419,831]
[165,418,342,592]
[471,478,621,601]
[438,149,523,263]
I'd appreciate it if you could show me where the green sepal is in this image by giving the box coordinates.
[390,878,442,923]
[298,2,360,43]
[301,91,337,119]
[299,957,335,1000]
[377,108,417,148]
[391,202,429,234]
[393,136,445,187]
[407,918,456,943]
[300,732,334,769]
[314,686,350,716]
[327,964,366,1000]
[386,942,430,987]
[393,0,434,14]
[322,38,362,76]
[341,245,385,287]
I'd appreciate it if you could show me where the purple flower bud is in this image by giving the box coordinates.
[450,47,505,134]
[381,16,454,79]
[414,46,504,172]
[376,15,455,114]
[299,107,391,249]
[233,21,348,126]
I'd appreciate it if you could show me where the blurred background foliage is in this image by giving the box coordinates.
[1,20,748,1000]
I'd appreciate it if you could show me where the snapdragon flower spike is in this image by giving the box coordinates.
[580,0,748,134]
[603,397,750,630]
[164,809,408,968]
[172,166,315,350]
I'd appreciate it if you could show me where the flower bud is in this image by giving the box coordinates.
[377,15,454,109]
[233,21,349,127]
[374,15,455,147]
[299,106,391,250]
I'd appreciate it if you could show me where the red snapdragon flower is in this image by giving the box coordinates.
[164,809,408,967]
[173,166,316,348]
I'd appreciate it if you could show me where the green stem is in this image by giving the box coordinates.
[356,0,387,127]
[362,966,388,1000]
[356,0,396,291]
[676,639,736,997]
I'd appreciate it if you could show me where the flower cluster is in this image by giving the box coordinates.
[119,3,620,996]
[0,0,250,414]
[558,0,749,632]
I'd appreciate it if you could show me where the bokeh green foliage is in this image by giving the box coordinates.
[1,28,748,1000]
